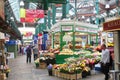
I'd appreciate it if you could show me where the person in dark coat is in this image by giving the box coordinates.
[26,45,32,63]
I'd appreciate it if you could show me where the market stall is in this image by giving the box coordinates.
[50,20,99,51]
[0,39,10,80]
[41,20,102,79]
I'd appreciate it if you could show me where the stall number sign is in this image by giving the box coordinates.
[62,26,72,31]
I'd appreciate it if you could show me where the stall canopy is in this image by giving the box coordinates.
[51,20,99,34]
[25,0,67,4]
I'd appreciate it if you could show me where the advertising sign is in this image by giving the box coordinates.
[26,9,44,18]
[20,9,44,23]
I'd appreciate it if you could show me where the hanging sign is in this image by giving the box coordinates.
[103,18,120,31]
[88,29,98,33]
[20,8,26,18]
[62,26,72,31]
[26,9,44,18]
[75,27,87,32]
[20,9,44,23]
[55,4,62,7]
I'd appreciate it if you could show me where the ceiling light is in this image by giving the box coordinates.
[105,4,110,9]
[10,17,14,21]
[86,18,90,22]
[82,16,85,19]
[20,1,24,6]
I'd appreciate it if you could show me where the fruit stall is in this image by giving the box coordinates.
[50,20,99,51]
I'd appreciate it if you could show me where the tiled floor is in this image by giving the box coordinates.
[6,55,111,80]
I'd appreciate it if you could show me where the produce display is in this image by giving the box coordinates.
[52,48,102,79]
[53,62,90,74]
[59,49,74,55]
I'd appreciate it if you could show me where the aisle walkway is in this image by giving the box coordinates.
[6,55,107,80]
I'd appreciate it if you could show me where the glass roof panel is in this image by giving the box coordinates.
[8,0,20,22]
[29,3,37,9]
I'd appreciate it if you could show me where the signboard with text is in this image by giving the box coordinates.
[75,27,87,32]
[103,19,120,31]
[62,26,73,31]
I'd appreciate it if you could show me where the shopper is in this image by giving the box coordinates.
[47,64,53,76]
[100,44,110,80]
[33,45,39,60]
[23,45,27,55]
[18,45,22,56]
[26,45,32,63]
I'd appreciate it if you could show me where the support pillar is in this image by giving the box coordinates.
[62,3,67,19]
[52,33,55,49]
[113,31,120,70]
[73,32,75,51]
[95,0,99,25]
[52,4,56,24]
[96,34,98,46]
[48,4,51,29]
[44,18,46,30]
[88,34,91,45]
[60,32,63,51]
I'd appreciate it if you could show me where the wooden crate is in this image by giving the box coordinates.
[52,70,82,80]
[39,62,47,69]
[69,73,82,80]
[0,73,6,80]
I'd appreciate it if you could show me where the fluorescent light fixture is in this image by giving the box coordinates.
[110,10,115,14]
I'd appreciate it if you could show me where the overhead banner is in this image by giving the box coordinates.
[26,9,44,18]
[0,0,5,20]
[20,9,44,23]
[103,18,120,31]
[20,8,26,18]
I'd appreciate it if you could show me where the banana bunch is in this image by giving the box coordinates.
[80,62,86,68]
[107,42,114,47]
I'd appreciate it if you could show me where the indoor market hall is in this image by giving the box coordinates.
[0,0,120,80]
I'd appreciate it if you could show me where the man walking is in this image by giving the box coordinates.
[100,44,110,80]
[26,45,32,63]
